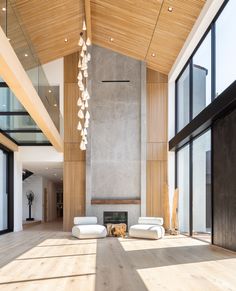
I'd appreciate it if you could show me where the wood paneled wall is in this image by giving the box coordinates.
[146,69,169,228]
[64,52,86,231]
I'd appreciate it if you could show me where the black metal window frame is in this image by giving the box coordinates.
[0,144,14,235]
[173,0,231,243]
[175,0,229,137]
[0,81,51,146]
[175,127,212,240]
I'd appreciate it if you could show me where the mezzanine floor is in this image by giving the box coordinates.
[0,221,236,291]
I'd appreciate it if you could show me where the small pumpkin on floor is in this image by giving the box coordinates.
[106,223,127,238]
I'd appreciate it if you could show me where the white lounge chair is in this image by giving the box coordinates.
[72,217,107,239]
[129,217,165,240]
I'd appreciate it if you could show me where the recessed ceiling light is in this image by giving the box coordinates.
[53,103,57,107]
[24,53,28,57]
[48,89,52,93]
[109,37,114,42]
[168,6,173,12]
[2,7,6,12]
[64,38,68,43]
[151,53,156,57]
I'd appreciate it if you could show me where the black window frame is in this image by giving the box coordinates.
[173,0,231,243]
[0,144,14,235]
[175,0,229,137]
[0,81,51,146]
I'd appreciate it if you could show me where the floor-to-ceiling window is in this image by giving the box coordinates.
[192,130,211,242]
[0,81,50,145]
[173,0,234,243]
[215,0,236,97]
[176,65,190,132]
[192,31,212,118]
[177,145,190,235]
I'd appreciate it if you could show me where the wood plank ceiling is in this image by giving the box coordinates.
[9,0,84,65]
[9,0,206,74]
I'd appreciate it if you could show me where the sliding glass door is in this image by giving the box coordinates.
[176,130,211,242]
[0,148,8,232]
[192,130,211,242]
[177,145,190,235]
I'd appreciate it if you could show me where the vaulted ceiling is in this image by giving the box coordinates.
[9,0,206,74]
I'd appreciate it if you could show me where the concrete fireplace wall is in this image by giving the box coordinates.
[86,45,146,227]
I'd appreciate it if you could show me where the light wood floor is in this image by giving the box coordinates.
[0,221,236,291]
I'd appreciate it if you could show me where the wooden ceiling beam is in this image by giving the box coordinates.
[0,133,18,152]
[85,0,92,42]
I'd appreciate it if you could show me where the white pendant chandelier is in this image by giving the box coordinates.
[77,17,91,151]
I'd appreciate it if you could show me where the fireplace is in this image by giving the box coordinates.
[103,211,128,227]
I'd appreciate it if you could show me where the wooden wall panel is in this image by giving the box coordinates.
[147,83,168,142]
[63,161,85,231]
[63,52,86,231]
[146,69,169,229]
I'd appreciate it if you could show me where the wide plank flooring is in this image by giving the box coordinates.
[0,221,236,291]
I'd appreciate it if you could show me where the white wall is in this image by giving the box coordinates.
[14,152,23,232]
[26,58,64,117]
[42,58,64,118]
[19,146,63,163]
[22,175,57,222]
[13,146,62,231]
[22,175,43,221]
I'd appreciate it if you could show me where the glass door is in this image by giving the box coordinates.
[192,130,211,242]
[0,148,8,232]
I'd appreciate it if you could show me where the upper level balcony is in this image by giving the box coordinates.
[0,0,63,150]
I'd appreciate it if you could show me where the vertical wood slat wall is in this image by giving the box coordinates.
[146,69,168,223]
[64,52,86,231]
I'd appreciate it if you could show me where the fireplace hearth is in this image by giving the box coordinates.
[103,211,128,227]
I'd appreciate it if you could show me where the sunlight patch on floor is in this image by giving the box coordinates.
[119,235,208,252]
[0,236,97,291]
[137,259,236,291]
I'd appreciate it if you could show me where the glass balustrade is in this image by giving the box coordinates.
[0,0,62,134]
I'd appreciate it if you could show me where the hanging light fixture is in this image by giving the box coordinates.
[76,11,92,151]
[77,97,83,107]
[82,20,87,31]
[78,109,84,119]
[77,121,82,131]
[86,37,91,46]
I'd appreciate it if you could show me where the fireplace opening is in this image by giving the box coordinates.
[103,211,128,227]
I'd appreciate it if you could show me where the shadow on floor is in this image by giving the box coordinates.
[94,236,236,291]
[95,237,148,291]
